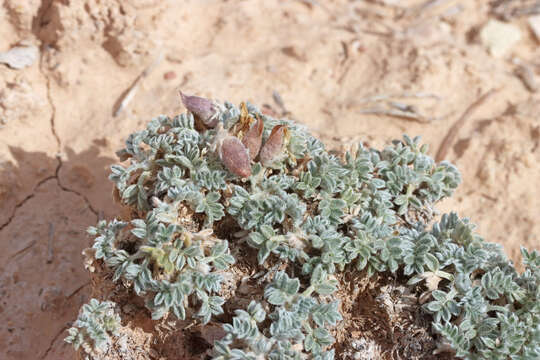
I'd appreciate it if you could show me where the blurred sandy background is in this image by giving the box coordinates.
[0,0,539,358]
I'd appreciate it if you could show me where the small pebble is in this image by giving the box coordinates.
[163,71,176,80]
[0,45,39,69]
[480,19,521,58]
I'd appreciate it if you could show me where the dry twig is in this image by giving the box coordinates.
[354,92,441,123]
[515,64,538,93]
[9,240,37,261]
[294,0,327,11]
[491,0,540,20]
[113,52,163,117]
[435,89,498,162]
[356,92,441,104]
[359,107,431,123]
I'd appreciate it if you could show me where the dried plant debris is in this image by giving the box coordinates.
[68,94,539,359]
[490,0,540,20]
[529,15,540,42]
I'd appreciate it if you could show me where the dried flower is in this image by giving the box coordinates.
[242,116,264,160]
[220,136,252,178]
[180,91,219,128]
[259,124,289,167]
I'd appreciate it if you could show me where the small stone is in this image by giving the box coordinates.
[528,15,540,43]
[163,71,176,80]
[480,19,521,58]
[0,45,39,69]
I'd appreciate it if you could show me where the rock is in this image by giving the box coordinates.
[163,71,176,80]
[528,15,540,43]
[480,19,521,58]
[0,46,39,69]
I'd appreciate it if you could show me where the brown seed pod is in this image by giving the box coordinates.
[179,91,219,128]
[259,124,289,167]
[242,116,264,160]
[219,136,252,178]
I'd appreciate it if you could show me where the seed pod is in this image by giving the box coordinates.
[220,136,252,178]
[259,125,289,167]
[242,116,264,160]
[179,91,219,128]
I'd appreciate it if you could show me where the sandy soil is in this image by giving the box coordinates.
[0,0,539,359]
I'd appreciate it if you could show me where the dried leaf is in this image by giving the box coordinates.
[237,102,254,133]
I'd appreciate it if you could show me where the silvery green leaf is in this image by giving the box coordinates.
[310,302,342,327]
[265,272,299,305]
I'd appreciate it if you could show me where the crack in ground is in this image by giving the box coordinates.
[38,39,98,218]
[39,46,61,149]
[39,325,68,360]
[54,157,99,217]
[0,166,98,231]
[0,175,56,231]
[1,53,99,231]
[67,281,91,299]
[40,281,90,359]
[0,193,34,232]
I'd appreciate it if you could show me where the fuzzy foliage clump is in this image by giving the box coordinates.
[65,299,121,358]
[69,93,539,359]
